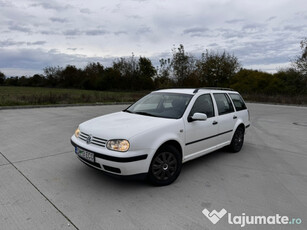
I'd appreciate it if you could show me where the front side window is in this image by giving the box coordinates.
[213,93,235,115]
[229,93,247,111]
[125,93,192,119]
[189,94,215,118]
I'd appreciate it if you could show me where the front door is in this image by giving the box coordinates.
[184,94,219,161]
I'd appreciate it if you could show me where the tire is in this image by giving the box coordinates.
[148,145,182,186]
[229,126,245,153]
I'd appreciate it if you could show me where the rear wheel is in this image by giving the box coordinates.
[229,126,244,153]
[148,145,182,186]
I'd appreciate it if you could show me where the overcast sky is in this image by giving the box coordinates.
[0,0,306,76]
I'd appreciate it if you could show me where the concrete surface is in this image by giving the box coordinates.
[0,103,306,230]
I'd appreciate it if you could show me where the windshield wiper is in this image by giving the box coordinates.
[133,111,158,117]
[123,109,132,113]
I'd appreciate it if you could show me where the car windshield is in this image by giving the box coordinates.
[124,92,193,119]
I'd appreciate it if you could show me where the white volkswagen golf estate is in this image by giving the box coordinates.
[71,88,250,185]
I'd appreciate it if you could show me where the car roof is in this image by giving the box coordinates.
[154,88,238,95]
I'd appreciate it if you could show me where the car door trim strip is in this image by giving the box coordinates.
[185,129,233,146]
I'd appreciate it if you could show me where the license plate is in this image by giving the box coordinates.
[75,146,95,162]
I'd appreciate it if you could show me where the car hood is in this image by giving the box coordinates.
[79,111,176,140]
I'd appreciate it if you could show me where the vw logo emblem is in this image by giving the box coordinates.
[86,135,93,144]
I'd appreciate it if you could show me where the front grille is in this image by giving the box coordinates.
[79,132,107,147]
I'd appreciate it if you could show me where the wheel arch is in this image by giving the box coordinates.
[230,122,245,140]
[156,140,183,161]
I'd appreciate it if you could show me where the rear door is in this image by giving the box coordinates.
[213,93,236,145]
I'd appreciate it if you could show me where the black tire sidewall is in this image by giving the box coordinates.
[230,126,244,153]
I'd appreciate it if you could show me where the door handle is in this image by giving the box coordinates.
[233,115,237,119]
[212,121,218,125]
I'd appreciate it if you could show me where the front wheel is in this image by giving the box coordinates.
[148,145,182,186]
[229,126,245,153]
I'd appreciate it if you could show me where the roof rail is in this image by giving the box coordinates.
[193,87,235,93]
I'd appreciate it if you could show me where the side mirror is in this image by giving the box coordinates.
[188,113,207,122]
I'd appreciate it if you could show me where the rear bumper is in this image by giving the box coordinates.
[71,138,150,175]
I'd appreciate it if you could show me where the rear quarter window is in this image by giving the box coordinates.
[229,93,247,111]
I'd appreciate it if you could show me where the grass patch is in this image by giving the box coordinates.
[1,86,306,107]
[242,93,307,105]
[0,86,148,107]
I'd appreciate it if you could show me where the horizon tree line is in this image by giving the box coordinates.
[0,40,306,95]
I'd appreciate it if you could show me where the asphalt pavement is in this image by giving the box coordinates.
[0,103,306,230]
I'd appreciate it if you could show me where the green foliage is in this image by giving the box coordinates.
[293,38,307,77]
[112,54,155,90]
[0,71,5,85]
[171,44,195,86]
[230,68,306,96]
[196,50,240,87]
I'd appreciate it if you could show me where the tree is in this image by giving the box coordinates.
[28,74,45,87]
[43,66,63,87]
[196,50,240,87]
[138,57,155,90]
[0,71,5,85]
[292,38,307,91]
[171,44,195,86]
[83,62,104,90]
[293,38,307,76]
[155,58,174,89]
[60,65,83,88]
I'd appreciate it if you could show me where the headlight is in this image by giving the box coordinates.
[74,127,80,138]
[107,139,130,152]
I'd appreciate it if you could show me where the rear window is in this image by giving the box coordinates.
[213,93,235,115]
[229,93,247,111]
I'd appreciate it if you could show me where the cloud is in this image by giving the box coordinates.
[127,15,142,19]
[242,23,267,32]
[266,16,277,21]
[29,1,73,11]
[8,24,32,33]
[85,29,108,36]
[80,8,92,14]
[1,0,307,75]
[27,41,46,46]
[63,28,109,36]
[283,25,306,31]
[0,40,24,47]
[0,0,13,7]
[64,29,83,36]
[0,48,114,76]
[183,27,208,37]
[0,40,46,47]
[114,31,128,35]
[49,17,68,23]
[225,19,245,24]
[136,26,152,34]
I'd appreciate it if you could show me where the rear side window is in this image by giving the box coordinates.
[189,94,215,118]
[213,93,235,115]
[229,93,247,111]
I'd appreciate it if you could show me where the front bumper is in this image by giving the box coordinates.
[71,137,151,175]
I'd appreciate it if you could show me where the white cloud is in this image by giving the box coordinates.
[0,0,306,76]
